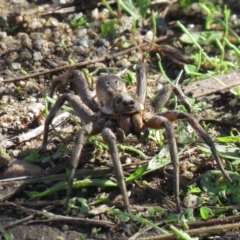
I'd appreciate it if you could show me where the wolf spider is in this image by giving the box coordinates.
[43,63,232,213]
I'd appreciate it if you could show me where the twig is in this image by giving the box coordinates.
[0,111,71,149]
[129,223,163,240]
[139,222,240,240]
[3,215,33,229]
[0,164,138,201]
[2,36,168,83]
[199,119,240,127]
[0,202,115,228]
[194,81,240,98]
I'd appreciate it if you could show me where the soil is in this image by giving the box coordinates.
[0,1,240,240]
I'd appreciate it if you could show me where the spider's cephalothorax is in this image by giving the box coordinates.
[43,63,232,213]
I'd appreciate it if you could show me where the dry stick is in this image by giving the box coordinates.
[139,212,240,240]
[3,215,33,229]
[194,81,240,98]
[0,202,114,228]
[139,222,240,240]
[139,223,240,240]
[2,36,168,83]
[0,111,71,149]
[0,163,140,202]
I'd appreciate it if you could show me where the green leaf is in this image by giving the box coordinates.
[180,31,224,45]
[200,206,215,220]
[136,0,150,19]
[101,19,119,39]
[200,170,240,204]
[80,205,89,214]
[70,16,88,28]
[165,214,180,224]
[24,150,40,163]
[126,145,185,183]
[188,186,201,194]
[216,136,240,144]
[118,0,139,18]
[27,179,117,198]
[184,64,198,74]
[237,87,240,99]
[184,208,196,222]
[180,0,195,8]
[199,143,240,161]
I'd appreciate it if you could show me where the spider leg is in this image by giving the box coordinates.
[102,127,131,213]
[158,110,232,183]
[65,122,103,209]
[43,93,95,146]
[143,112,181,212]
[152,84,192,113]
[136,62,147,104]
[49,70,99,111]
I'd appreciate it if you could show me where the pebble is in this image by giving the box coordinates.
[145,30,154,40]
[72,45,85,54]
[62,225,69,231]
[229,98,238,107]
[30,97,37,103]
[18,81,26,88]
[2,160,43,179]
[92,8,99,20]
[55,237,64,240]
[74,36,89,48]
[6,115,14,122]
[116,58,131,67]
[183,194,199,208]
[46,17,59,27]
[33,51,43,61]
[73,28,87,38]
[0,122,9,128]
[28,112,34,119]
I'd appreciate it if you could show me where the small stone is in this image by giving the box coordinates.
[15,15,23,24]
[0,156,9,168]
[24,116,31,122]
[146,30,153,40]
[2,160,43,179]
[46,17,59,27]
[183,194,199,208]
[1,122,9,128]
[55,237,64,240]
[229,98,238,107]
[116,58,130,67]
[11,62,22,70]
[72,46,85,54]
[0,42,7,50]
[125,157,132,164]
[18,81,26,88]
[92,8,99,20]
[6,115,14,122]
[12,150,20,157]
[33,51,43,61]
[30,97,37,103]
[74,36,89,48]
[28,112,34,119]
[62,224,69,231]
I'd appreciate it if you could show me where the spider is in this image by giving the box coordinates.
[43,63,232,213]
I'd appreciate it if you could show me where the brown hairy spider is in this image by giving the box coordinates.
[43,63,232,213]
